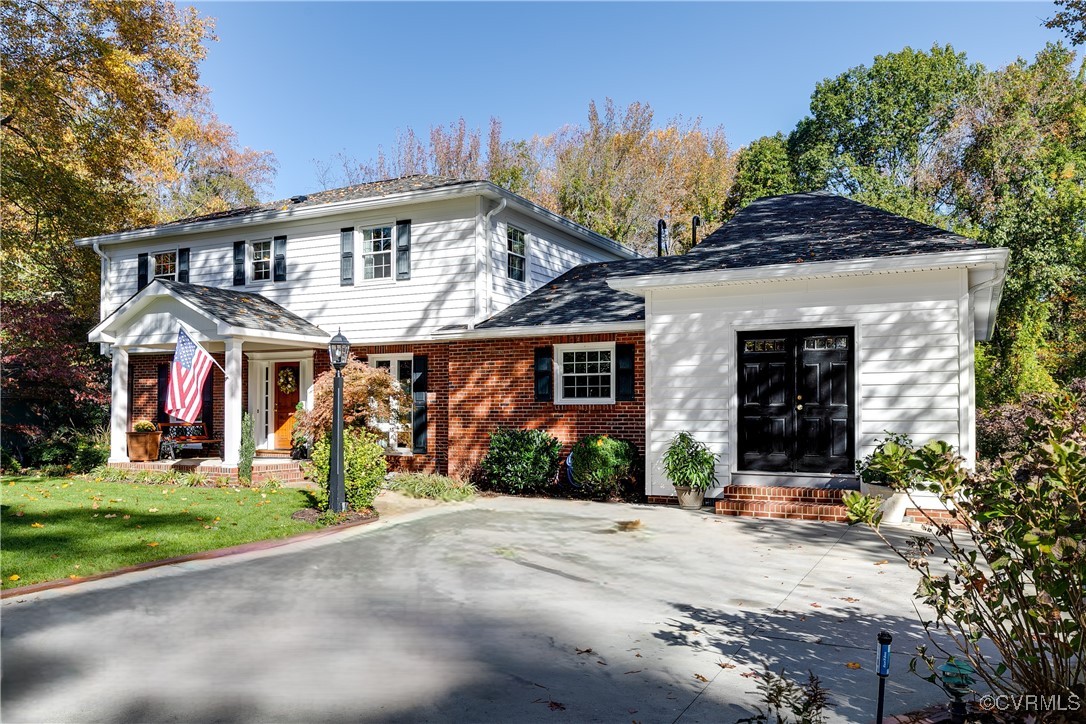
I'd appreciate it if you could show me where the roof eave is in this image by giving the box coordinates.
[607,248,1010,293]
[432,319,644,340]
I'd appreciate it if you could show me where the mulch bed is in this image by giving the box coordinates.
[291,507,377,525]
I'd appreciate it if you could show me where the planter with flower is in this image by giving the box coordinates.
[663,431,718,510]
[127,420,162,462]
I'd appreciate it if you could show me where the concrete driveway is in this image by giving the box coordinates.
[1,496,950,723]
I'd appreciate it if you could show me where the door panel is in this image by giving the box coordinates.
[273,363,300,450]
[737,329,854,474]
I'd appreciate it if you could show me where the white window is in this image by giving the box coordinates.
[555,342,615,404]
[251,239,272,282]
[507,226,526,282]
[369,354,413,452]
[153,251,177,280]
[362,226,393,280]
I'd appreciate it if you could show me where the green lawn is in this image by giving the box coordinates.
[1,475,320,589]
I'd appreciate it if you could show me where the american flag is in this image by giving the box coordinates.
[165,329,214,422]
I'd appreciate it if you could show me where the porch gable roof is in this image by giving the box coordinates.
[90,279,328,346]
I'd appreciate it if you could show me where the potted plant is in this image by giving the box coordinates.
[663,431,718,510]
[127,420,162,462]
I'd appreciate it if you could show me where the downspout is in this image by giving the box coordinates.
[474,197,506,327]
[92,243,110,354]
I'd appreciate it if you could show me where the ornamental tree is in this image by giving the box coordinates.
[293,358,410,442]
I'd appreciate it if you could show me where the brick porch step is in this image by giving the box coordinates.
[713,485,850,523]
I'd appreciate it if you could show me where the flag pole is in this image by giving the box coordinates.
[177,324,229,378]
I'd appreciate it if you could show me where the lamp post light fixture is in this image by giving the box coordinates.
[327,329,350,513]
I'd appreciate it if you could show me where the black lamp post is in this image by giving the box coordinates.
[328,329,350,513]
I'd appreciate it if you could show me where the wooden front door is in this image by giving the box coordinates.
[738,328,854,474]
[273,362,300,450]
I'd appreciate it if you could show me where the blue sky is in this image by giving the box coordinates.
[187,1,1065,200]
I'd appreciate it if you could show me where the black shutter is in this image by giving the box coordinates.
[340,228,354,286]
[157,364,170,422]
[137,253,149,291]
[273,235,287,282]
[177,248,190,283]
[412,355,428,454]
[232,241,246,286]
[396,219,411,281]
[201,374,214,435]
[534,346,553,402]
[616,343,636,401]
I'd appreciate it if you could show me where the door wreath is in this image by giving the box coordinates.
[278,368,297,394]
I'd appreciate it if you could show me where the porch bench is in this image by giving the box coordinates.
[159,422,222,459]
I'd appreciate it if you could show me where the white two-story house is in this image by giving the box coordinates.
[81,176,1009,522]
[81,176,637,474]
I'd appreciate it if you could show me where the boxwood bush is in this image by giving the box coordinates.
[306,428,387,511]
[570,434,639,499]
[480,427,561,494]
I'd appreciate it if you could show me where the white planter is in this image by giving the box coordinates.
[860,482,956,525]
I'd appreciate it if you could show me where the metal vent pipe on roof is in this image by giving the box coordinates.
[657,219,667,257]
[290,195,308,204]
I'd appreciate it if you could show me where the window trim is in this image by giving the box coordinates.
[152,249,178,281]
[367,353,415,454]
[360,223,395,282]
[507,224,527,283]
[249,238,273,284]
[554,341,616,405]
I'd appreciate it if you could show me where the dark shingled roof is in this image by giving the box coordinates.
[156,280,327,338]
[476,192,986,330]
[134,175,475,231]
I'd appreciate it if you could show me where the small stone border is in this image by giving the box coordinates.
[1,513,380,600]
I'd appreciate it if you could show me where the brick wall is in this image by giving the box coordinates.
[446,332,646,478]
[316,342,450,475]
[128,352,241,441]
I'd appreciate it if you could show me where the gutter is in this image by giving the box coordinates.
[74,181,639,261]
[607,248,1010,293]
[472,197,507,327]
[432,319,644,341]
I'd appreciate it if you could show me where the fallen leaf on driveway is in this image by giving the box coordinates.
[575,647,594,655]
[874,560,889,566]
[809,602,822,608]
[694,673,709,682]
[845,662,862,669]
[717,661,736,669]
[532,699,566,711]
[624,670,642,675]
[838,596,860,603]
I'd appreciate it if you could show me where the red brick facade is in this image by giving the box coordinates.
[446,332,646,478]
[124,333,646,480]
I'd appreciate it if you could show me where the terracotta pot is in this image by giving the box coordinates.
[674,485,706,510]
[127,431,162,462]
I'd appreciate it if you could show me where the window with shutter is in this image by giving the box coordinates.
[554,342,616,405]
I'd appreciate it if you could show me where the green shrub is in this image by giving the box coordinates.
[855,432,916,487]
[132,420,157,432]
[239,412,256,484]
[843,384,1086,701]
[22,427,109,473]
[387,473,477,502]
[569,434,638,499]
[305,428,387,511]
[1,448,24,474]
[480,427,562,494]
[663,431,719,490]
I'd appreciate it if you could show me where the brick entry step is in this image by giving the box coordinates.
[712,485,850,523]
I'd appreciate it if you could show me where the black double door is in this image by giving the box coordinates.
[737,328,854,474]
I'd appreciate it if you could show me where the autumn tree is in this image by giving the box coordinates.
[136,96,278,223]
[943,44,1086,399]
[1048,0,1086,45]
[1,0,213,317]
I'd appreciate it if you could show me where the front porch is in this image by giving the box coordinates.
[109,457,309,486]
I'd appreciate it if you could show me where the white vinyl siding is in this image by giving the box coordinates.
[487,210,614,316]
[101,198,479,343]
[643,268,970,496]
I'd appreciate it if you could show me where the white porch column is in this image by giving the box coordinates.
[222,339,243,466]
[108,346,130,463]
